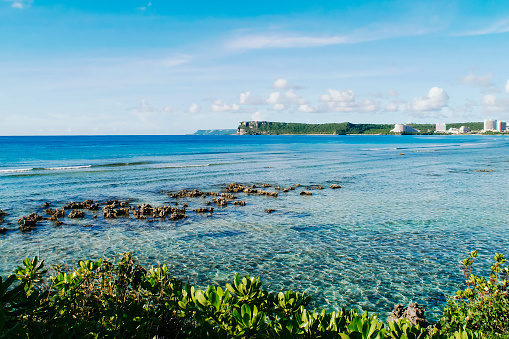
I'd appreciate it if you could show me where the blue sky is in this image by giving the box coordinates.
[1,0,509,135]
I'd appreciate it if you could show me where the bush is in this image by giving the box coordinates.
[0,252,495,338]
[440,251,509,338]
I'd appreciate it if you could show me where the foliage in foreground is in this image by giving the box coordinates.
[440,251,509,338]
[0,251,506,338]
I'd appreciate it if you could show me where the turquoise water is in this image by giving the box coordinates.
[1,135,508,321]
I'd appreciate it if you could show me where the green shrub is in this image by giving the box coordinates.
[0,251,501,338]
[441,251,509,338]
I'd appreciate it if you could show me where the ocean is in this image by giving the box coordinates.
[1,135,508,321]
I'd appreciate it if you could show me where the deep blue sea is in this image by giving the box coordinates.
[1,135,508,321]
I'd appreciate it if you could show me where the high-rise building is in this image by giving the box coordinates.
[390,124,419,134]
[436,123,446,132]
[484,119,497,131]
[497,121,507,131]
[459,126,470,133]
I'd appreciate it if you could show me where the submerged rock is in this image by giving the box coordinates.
[0,227,7,233]
[0,209,7,217]
[68,210,85,218]
[193,207,214,213]
[18,213,43,231]
[226,183,246,193]
[212,197,228,207]
[168,189,204,198]
[266,209,275,214]
[45,208,65,218]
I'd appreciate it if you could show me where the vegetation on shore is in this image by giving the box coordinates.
[1,251,507,338]
[236,122,484,135]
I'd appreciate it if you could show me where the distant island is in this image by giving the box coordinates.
[234,121,485,135]
[193,129,238,135]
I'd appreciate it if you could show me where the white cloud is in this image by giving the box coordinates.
[239,91,264,105]
[385,101,401,112]
[408,87,449,112]
[284,90,306,105]
[251,111,268,121]
[320,89,355,103]
[226,34,349,51]
[387,90,399,97]
[482,94,509,113]
[5,0,31,8]
[461,73,493,87]
[239,91,251,104]
[273,103,285,111]
[211,100,239,112]
[298,104,315,113]
[505,79,509,94]
[455,18,509,36]
[189,103,200,113]
[160,56,192,67]
[266,92,280,104]
[319,89,379,113]
[138,2,152,11]
[273,79,288,89]
[211,100,231,112]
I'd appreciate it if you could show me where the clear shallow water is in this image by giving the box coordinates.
[0,135,508,321]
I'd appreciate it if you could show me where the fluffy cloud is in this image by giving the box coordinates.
[273,79,288,89]
[461,73,493,87]
[211,100,239,112]
[188,103,200,113]
[239,91,264,105]
[385,101,400,112]
[266,92,280,104]
[239,91,250,104]
[387,90,399,97]
[284,90,306,105]
[505,79,509,94]
[251,111,268,121]
[482,94,509,113]
[298,104,315,113]
[408,87,449,112]
[319,89,378,113]
[273,103,285,111]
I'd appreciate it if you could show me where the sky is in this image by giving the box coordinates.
[1,0,509,135]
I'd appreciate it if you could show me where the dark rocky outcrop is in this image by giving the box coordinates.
[330,184,341,189]
[387,303,429,328]
[234,200,246,206]
[45,208,65,218]
[168,189,204,198]
[0,209,7,217]
[212,197,228,207]
[64,200,99,210]
[300,191,312,196]
[266,209,275,214]
[226,183,246,193]
[18,213,43,231]
[68,210,85,218]
[0,227,7,234]
[194,207,214,213]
